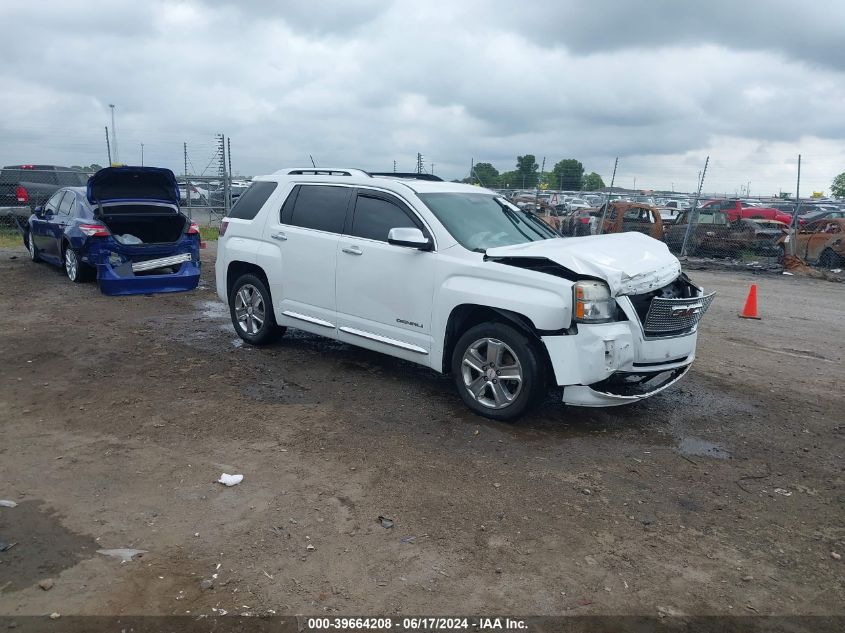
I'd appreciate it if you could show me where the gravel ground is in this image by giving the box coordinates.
[0,243,842,617]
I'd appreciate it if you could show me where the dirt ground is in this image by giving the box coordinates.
[0,242,842,618]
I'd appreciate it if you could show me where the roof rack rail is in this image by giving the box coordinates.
[274,168,371,177]
[370,172,443,182]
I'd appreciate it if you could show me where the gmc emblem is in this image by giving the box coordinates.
[671,305,702,318]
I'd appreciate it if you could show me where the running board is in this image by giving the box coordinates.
[339,326,428,354]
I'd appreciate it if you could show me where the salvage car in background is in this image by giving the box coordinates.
[664,210,786,257]
[0,164,89,216]
[779,219,845,268]
[25,166,201,295]
[599,201,664,240]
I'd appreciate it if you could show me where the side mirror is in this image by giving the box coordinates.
[33,206,44,217]
[387,227,432,250]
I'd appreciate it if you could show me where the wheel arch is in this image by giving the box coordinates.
[441,304,554,381]
[226,260,270,300]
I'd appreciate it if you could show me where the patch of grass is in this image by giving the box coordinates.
[0,231,23,248]
[199,225,219,241]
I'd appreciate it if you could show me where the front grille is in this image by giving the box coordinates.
[643,293,715,335]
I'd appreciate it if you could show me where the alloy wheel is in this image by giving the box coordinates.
[460,337,523,409]
[234,284,266,335]
[65,249,78,281]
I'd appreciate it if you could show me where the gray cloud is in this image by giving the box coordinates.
[0,0,843,193]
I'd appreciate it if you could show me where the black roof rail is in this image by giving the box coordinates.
[370,172,443,182]
[286,169,361,176]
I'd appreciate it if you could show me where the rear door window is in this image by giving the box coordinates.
[287,185,351,234]
[58,191,75,215]
[228,181,277,220]
[349,191,420,241]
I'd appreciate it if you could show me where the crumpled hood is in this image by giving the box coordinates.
[486,232,682,295]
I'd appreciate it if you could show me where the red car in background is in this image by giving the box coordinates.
[699,199,799,225]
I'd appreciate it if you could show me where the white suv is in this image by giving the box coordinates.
[216,168,713,421]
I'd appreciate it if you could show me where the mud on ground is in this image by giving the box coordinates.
[0,244,842,616]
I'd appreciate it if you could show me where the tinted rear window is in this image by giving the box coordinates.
[288,185,351,233]
[1,168,57,185]
[56,171,89,186]
[228,181,277,220]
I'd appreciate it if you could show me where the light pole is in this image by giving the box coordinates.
[108,104,120,165]
[140,143,144,166]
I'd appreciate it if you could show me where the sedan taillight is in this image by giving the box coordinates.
[15,186,29,204]
[79,223,110,237]
[187,221,200,235]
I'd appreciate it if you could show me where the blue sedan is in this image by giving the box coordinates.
[25,166,201,295]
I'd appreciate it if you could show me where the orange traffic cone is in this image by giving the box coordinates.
[739,284,761,319]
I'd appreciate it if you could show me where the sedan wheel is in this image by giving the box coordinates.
[65,248,79,281]
[28,234,40,262]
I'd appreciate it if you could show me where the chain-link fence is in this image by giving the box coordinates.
[509,191,845,272]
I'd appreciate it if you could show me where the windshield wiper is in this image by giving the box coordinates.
[497,202,535,242]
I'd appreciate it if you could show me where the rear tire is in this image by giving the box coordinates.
[229,274,285,345]
[63,245,94,282]
[450,322,544,422]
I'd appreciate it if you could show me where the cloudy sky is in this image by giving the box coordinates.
[2,0,844,195]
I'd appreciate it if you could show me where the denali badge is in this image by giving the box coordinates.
[671,304,702,318]
[397,318,424,329]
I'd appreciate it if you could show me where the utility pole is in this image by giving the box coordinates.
[789,155,802,256]
[105,126,112,166]
[140,143,144,166]
[183,142,188,178]
[597,157,619,235]
[228,137,233,178]
[431,162,434,175]
[393,160,397,173]
[681,156,710,257]
[416,153,424,174]
[108,104,119,165]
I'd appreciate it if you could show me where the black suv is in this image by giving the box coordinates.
[0,165,90,217]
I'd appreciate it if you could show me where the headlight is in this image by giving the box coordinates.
[573,280,616,323]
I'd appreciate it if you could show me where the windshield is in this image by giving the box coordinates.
[418,192,558,251]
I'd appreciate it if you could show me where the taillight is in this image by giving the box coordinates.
[187,221,200,235]
[219,218,229,237]
[15,186,29,204]
[579,217,590,224]
[79,223,110,237]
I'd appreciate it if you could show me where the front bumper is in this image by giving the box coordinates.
[542,293,707,406]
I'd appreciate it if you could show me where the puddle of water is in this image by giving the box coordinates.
[0,500,98,591]
[677,436,731,460]
[195,300,228,320]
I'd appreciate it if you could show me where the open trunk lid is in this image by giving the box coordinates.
[87,166,180,208]
[485,232,681,296]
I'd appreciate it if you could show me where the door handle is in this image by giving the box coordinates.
[341,245,363,256]
[270,232,287,241]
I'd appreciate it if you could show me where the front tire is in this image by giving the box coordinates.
[27,233,41,262]
[451,322,545,421]
[229,274,285,345]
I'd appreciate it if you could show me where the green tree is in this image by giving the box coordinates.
[498,170,521,189]
[583,172,605,191]
[831,172,845,198]
[550,159,584,190]
[466,162,500,188]
[516,155,539,188]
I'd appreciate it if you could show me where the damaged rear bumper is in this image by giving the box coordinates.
[86,239,201,296]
